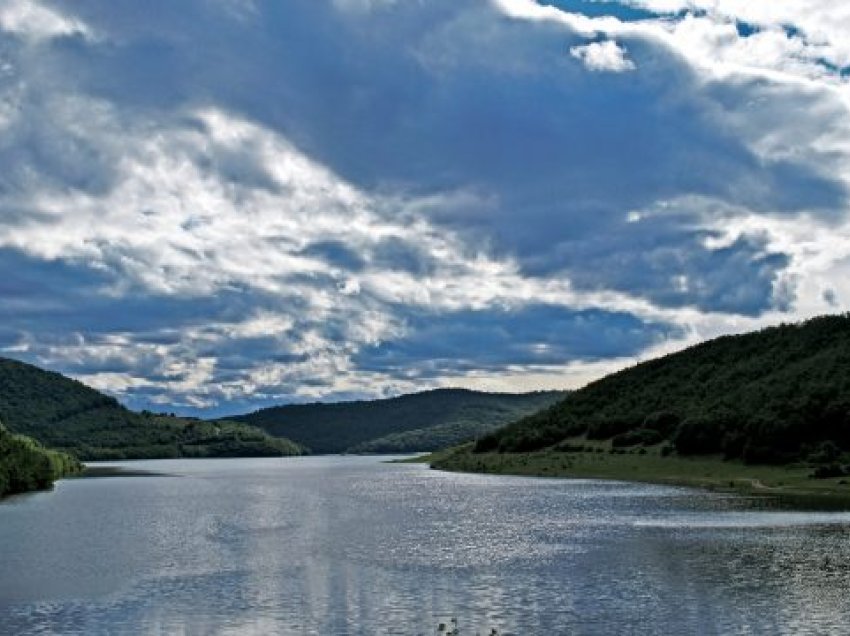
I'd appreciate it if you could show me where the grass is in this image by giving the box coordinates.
[428,439,850,509]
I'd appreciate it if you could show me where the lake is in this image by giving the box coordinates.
[2,456,850,635]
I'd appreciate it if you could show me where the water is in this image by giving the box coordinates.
[2,456,850,635]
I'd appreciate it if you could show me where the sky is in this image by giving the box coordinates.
[1,0,849,416]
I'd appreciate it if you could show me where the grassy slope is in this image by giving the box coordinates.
[230,389,567,454]
[430,440,850,506]
[0,357,303,460]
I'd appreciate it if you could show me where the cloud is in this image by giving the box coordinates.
[356,306,679,377]
[623,0,850,75]
[0,0,90,41]
[0,0,848,413]
[570,40,636,72]
[532,213,794,316]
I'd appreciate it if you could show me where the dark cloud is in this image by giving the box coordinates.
[300,241,367,272]
[370,237,437,276]
[527,220,792,315]
[0,248,254,334]
[356,306,680,378]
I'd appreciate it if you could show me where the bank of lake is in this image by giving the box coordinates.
[425,440,850,509]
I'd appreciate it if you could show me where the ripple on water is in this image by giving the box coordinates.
[1,457,850,635]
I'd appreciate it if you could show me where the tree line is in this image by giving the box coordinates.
[0,420,81,498]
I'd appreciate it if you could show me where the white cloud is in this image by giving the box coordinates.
[627,0,850,69]
[497,0,850,86]
[570,40,636,72]
[0,0,90,41]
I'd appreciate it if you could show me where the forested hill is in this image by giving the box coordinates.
[0,357,304,460]
[476,314,850,465]
[229,389,567,454]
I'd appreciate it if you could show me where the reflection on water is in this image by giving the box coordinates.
[2,457,850,635]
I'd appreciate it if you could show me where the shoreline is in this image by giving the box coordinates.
[76,465,177,478]
[427,447,850,510]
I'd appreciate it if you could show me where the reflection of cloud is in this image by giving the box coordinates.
[0,0,849,411]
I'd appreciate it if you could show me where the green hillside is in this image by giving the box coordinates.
[0,357,304,460]
[473,314,850,467]
[0,421,81,499]
[230,389,567,454]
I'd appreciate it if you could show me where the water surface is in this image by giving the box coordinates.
[2,456,850,634]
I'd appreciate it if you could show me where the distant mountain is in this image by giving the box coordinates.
[0,357,304,460]
[228,389,567,454]
[474,314,850,465]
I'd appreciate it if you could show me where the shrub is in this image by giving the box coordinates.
[611,428,663,448]
[642,411,680,436]
[807,440,842,464]
[673,418,725,455]
[810,464,848,479]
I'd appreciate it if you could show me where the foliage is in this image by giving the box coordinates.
[231,389,567,454]
[476,314,850,465]
[0,357,304,460]
[0,420,82,498]
[611,428,663,448]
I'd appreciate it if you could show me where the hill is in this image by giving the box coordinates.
[0,357,304,460]
[229,389,567,454]
[472,314,850,466]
